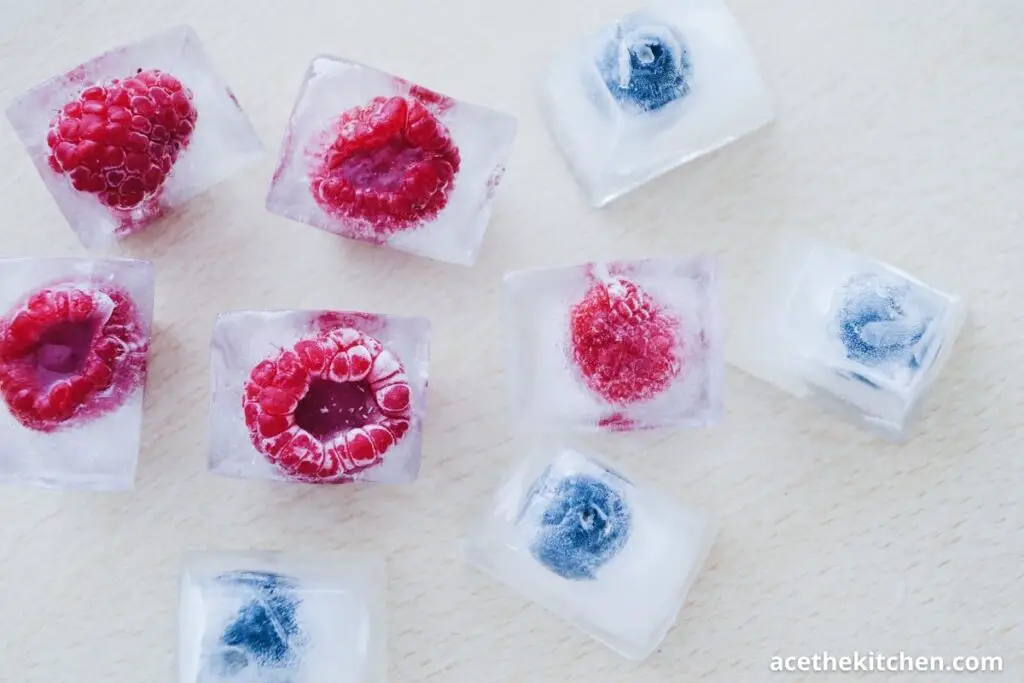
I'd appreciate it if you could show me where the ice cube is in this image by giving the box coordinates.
[209,309,429,485]
[265,55,517,266]
[464,446,714,660]
[728,233,967,440]
[503,256,722,432]
[0,257,153,490]
[5,25,263,249]
[541,0,773,206]
[179,551,387,683]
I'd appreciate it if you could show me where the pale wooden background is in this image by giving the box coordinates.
[0,1,1021,682]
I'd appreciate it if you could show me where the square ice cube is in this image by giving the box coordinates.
[6,25,263,249]
[503,256,722,432]
[541,0,773,206]
[266,55,518,266]
[209,309,429,485]
[0,257,153,490]
[728,233,967,440]
[465,446,714,660]
[179,551,387,683]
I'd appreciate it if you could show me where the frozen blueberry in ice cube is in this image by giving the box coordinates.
[465,446,714,660]
[504,257,722,432]
[0,257,153,490]
[180,552,388,683]
[597,23,692,113]
[728,233,966,440]
[209,310,429,485]
[266,55,517,266]
[541,0,773,206]
[529,473,632,580]
[5,25,263,249]
[209,571,303,677]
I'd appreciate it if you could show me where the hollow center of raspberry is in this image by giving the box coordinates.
[294,379,373,441]
[332,139,428,194]
[35,320,97,378]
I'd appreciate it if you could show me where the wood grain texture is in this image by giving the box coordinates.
[0,0,1021,681]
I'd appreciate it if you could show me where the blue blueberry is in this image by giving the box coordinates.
[598,23,691,112]
[530,475,631,580]
[211,571,303,676]
[835,276,930,369]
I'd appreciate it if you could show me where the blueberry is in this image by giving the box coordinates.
[835,276,930,368]
[530,475,631,580]
[598,23,691,112]
[212,571,303,674]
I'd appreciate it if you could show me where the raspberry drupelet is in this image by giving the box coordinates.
[0,283,149,432]
[243,327,412,484]
[310,95,461,238]
[45,69,197,214]
[569,275,681,405]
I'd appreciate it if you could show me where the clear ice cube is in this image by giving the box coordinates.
[464,446,714,660]
[541,0,773,206]
[0,257,153,490]
[179,551,387,683]
[209,309,429,485]
[503,256,722,432]
[265,55,518,266]
[6,25,263,249]
[728,233,967,440]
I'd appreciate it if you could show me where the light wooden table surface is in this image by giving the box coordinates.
[0,1,1021,681]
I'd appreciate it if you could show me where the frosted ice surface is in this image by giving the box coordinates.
[465,446,714,660]
[541,0,773,206]
[208,309,429,485]
[728,233,967,440]
[6,25,263,249]
[0,257,153,490]
[266,55,517,266]
[180,552,387,683]
[503,256,722,432]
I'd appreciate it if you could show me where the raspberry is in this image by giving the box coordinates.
[569,276,681,404]
[310,95,461,238]
[0,283,149,432]
[243,327,413,484]
[46,69,197,212]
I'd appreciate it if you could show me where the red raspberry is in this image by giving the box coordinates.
[310,95,461,238]
[243,327,413,484]
[569,277,681,405]
[0,284,149,432]
[45,69,197,212]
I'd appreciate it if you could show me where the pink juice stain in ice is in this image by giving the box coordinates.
[569,267,682,405]
[243,326,412,484]
[0,283,149,431]
[309,92,461,240]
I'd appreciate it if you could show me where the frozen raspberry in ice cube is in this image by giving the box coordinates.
[569,275,681,405]
[504,257,722,432]
[6,25,263,249]
[267,55,517,266]
[0,258,153,490]
[45,69,198,214]
[541,0,773,206]
[210,310,429,485]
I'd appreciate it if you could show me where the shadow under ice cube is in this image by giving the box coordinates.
[209,310,430,485]
[541,0,773,206]
[180,551,387,683]
[503,256,722,432]
[0,257,153,490]
[465,446,714,660]
[266,55,517,266]
[728,233,967,440]
[5,25,263,249]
